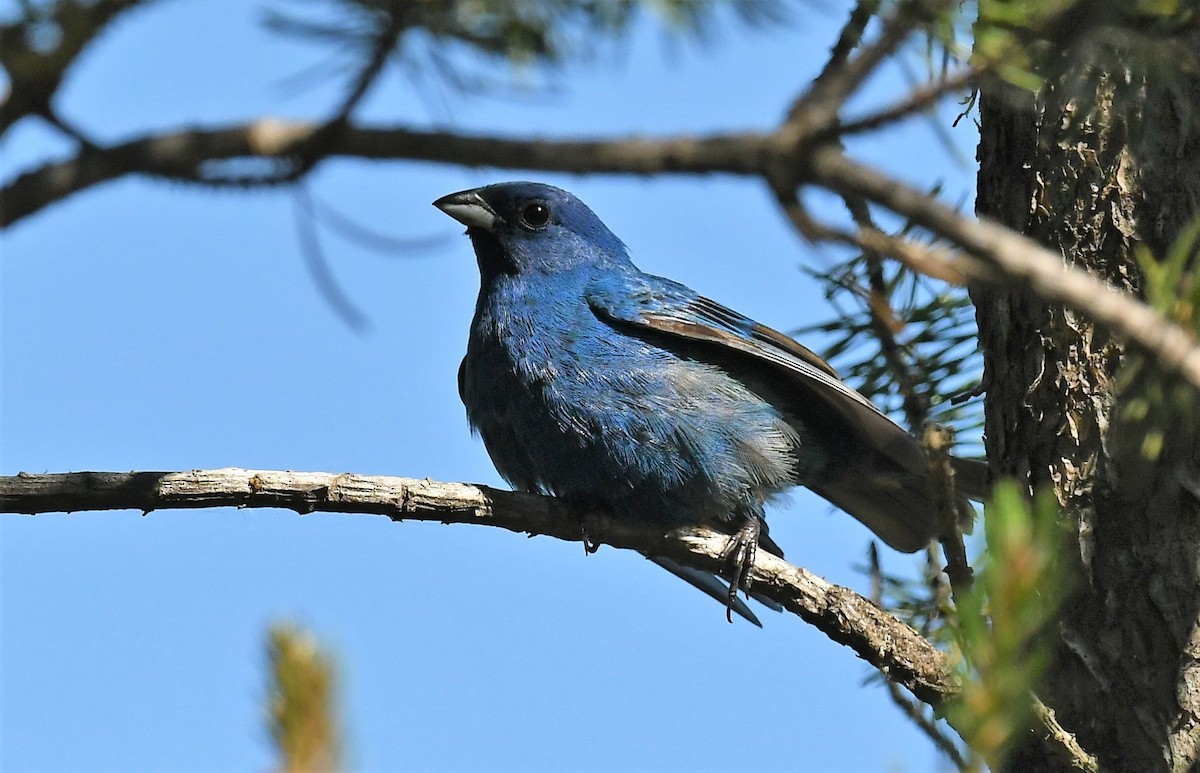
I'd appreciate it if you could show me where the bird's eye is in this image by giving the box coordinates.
[519,202,551,228]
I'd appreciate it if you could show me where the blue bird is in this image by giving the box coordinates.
[435,181,981,625]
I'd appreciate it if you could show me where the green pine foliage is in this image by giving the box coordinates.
[800,251,985,456]
[947,481,1071,769]
[263,0,790,90]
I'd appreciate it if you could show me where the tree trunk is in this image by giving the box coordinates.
[974,28,1200,772]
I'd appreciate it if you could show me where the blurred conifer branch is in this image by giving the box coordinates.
[268,623,341,773]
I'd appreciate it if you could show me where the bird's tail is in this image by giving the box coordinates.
[644,525,787,625]
[645,459,990,619]
[951,457,990,502]
[645,557,767,625]
[811,456,988,553]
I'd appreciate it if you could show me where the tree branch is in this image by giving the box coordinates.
[870,544,970,770]
[7,117,1200,400]
[1032,695,1100,773]
[0,467,959,705]
[276,4,406,182]
[0,0,158,135]
[804,146,1200,390]
[0,121,774,227]
[816,0,882,86]
[783,0,948,140]
[837,68,976,137]
[1,466,1106,771]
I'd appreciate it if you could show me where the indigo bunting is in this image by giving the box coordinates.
[435,181,980,624]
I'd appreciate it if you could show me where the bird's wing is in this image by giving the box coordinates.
[586,273,973,553]
[585,274,929,480]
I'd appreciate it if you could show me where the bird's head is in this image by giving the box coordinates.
[434,182,631,280]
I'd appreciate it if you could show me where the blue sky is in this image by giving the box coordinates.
[2,2,977,770]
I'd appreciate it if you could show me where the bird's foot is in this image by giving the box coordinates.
[719,517,760,623]
[577,499,608,555]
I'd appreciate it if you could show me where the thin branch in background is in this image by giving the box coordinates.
[785,0,954,136]
[292,185,371,333]
[923,423,973,602]
[37,106,99,151]
[310,194,455,255]
[282,8,406,181]
[838,189,931,428]
[817,0,883,85]
[837,67,976,137]
[1031,696,1100,773]
[870,543,971,771]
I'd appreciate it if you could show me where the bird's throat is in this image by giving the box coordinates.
[467,228,517,281]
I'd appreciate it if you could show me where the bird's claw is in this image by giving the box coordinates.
[719,517,760,623]
[580,508,605,554]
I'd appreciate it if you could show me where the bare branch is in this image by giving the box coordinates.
[1032,696,1100,773]
[0,121,774,227]
[837,68,977,137]
[0,467,959,706]
[922,423,973,602]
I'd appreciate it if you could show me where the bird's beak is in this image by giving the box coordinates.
[433,189,500,232]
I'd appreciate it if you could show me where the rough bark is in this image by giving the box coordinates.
[975,29,1200,772]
